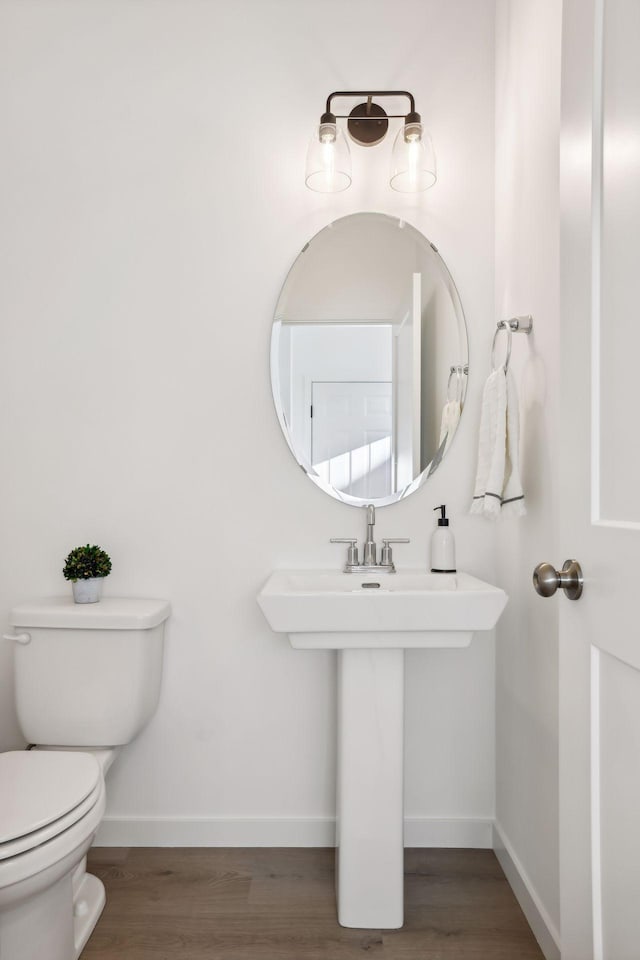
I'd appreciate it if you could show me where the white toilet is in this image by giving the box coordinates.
[0,596,170,960]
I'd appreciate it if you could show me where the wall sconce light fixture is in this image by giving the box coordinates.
[305,90,436,195]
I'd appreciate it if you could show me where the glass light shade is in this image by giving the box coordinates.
[305,123,352,193]
[389,124,437,193]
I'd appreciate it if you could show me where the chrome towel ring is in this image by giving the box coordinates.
[447,364,468,402]
[491,315,533,372]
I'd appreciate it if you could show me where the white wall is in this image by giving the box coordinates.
[494,0,562,953]
[0,0,497,845]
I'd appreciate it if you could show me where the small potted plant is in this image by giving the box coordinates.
[63,544,112,604]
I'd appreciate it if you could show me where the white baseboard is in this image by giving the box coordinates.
[95,816,335,847]
[95,815,493,849]
[405,817,493,848]
[493,822,561,960]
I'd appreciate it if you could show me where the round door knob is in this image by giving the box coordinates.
[533,560,583,601]
[532,563,560,597]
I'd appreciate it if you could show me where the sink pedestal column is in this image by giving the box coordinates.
[336,648,404,929]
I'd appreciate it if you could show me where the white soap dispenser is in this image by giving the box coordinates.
[430,505,456,573]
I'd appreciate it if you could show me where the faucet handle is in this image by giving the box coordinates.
[381,538,410,567]
[330,538,359,566]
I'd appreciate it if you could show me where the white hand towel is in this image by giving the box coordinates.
[502,369,526,515]
[470,367,525,518]
[438,399,461,453]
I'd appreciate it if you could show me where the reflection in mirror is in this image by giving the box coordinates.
[270,213,468,506]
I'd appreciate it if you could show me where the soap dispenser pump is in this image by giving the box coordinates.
[431,505,456,573]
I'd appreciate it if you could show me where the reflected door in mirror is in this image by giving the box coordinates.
[312,381,393,500]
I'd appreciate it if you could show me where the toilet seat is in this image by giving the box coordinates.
[0,776,106,906]
[0,751,102,860]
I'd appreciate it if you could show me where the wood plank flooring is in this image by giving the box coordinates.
[83,847,544,959]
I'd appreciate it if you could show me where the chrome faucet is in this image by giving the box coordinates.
[331,504,409,573]
[363,504,377,566]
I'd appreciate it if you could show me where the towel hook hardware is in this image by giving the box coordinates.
[446,364,469,402]
[491,316,533,372]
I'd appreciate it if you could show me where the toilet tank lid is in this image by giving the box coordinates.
[11,597,171,630]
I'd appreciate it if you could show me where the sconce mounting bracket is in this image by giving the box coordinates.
[347,101,389,146]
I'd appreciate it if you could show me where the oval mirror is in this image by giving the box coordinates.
[270,213,468,506]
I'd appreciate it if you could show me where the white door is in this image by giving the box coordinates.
[311,381,393,499]
[560,1,640,957]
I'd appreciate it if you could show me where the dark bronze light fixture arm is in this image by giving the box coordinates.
[325,90,416,118]
[320,91,421,147]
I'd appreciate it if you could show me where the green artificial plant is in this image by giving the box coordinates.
[63,544,112,582]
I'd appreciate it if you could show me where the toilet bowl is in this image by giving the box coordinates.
[0,751,106,960]
[1,596,170,960]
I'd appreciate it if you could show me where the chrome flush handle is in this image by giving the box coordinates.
[2,632,31,644]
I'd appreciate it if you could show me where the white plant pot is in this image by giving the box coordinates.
[72,578,103,604]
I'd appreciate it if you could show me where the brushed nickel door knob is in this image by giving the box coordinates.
[533,560,584,600]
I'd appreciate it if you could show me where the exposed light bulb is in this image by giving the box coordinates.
[305,119,352,193]
[390,121,436,193]
[319,122,337,144]
[406,139,421,191]
[404,121,422,144]
[321,140,336,189]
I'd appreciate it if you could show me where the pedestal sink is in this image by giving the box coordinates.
[257,569,508,929]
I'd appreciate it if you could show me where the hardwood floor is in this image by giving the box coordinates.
[83,847,544,959]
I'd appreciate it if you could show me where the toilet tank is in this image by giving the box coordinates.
[11,597,170,747]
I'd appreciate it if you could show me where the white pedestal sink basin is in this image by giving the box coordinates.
[258,570,507,648]
[257,569,508,929]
